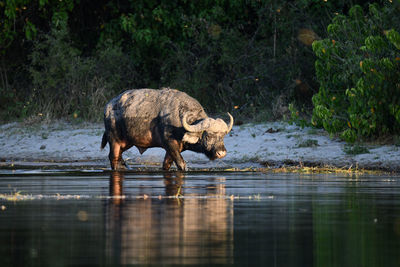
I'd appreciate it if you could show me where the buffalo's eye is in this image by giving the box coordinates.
[202,132,212,144]
[205,133,219,142]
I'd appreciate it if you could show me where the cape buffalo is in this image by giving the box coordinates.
[101,88,233,170]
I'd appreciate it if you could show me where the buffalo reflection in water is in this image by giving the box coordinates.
[105,171,234,265]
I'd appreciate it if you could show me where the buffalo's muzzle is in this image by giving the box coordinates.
[215,150,227,159]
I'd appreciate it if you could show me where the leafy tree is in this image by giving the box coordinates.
[0,0,74,119]
[0,0,379,122]
[312,2,400,141]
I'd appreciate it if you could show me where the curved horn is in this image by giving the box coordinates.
[227,112,234,133]
[182,112,210,132]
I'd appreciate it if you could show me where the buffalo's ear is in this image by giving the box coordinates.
[182,132,200,144]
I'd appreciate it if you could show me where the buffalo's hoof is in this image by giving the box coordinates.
[121,159,131,170]
[111,161,129,170]
[177,163,187,171]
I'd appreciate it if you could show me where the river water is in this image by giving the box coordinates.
[1,170,400,266]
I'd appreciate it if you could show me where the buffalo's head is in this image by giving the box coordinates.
[181,112,234,160]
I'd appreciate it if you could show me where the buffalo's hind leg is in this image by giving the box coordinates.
[109,142,127,170]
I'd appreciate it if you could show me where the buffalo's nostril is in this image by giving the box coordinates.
[216,150,227,158]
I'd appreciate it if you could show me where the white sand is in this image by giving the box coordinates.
[0,121,399,171]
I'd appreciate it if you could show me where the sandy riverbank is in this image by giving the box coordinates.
[0,121,399,171]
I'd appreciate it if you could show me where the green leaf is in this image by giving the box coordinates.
[327,23,339,35]
[39,0,48,7]
[365,35,385,52]
[24,21,37,40]
[385,29,400,50]
[349,5,363,19]
[368,3,380,18]
[380,58,394,70]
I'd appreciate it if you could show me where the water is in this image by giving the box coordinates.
[1,170,400,266]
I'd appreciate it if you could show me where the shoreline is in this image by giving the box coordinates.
[1,121,399,173]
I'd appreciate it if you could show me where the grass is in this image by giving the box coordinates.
[307,128,320,135]
[230,155,261,164]
[261,158,392,174]
[269,164,383,175]
[286,134,301,139]
[394,135,400,147]
[343,144,370,155]
[297,139,319,148]
[194,163,391,174]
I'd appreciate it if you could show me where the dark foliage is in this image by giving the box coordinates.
[0,0,380,122]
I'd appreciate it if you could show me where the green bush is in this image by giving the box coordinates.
[312,3,400,142]
[0,0,370,121]
[158,1,325,119]
[0,87,28,119]
[28,13,136,121]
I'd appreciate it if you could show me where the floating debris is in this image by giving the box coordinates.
[0,192,90,201]
[77,210,88,222]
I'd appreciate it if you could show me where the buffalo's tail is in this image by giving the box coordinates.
[101,132,108,150]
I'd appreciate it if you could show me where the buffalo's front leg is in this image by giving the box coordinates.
[166,140,186,171]
[162,152,174,170]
